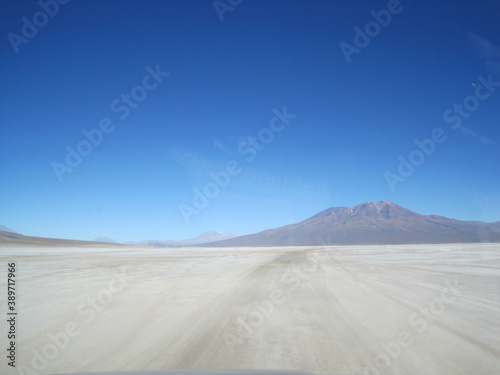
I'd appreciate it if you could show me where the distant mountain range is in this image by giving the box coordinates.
[0,229,234,248]
[93,237,120,244]
[0,230,130,248]
[2,201,499,247]
[124,231,235,247]
[0,225,17,234]
[206,201,500,246]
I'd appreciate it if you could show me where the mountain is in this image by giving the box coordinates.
[93,237,120,244]
[3,203,498,248]
[126,231,235,247]
[207,201,500,246]
[186,231,235,245]
[0,231,130,248]
[0,225,18,234]
[0,229,234,248]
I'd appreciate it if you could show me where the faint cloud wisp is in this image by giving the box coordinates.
[467,31,500,74]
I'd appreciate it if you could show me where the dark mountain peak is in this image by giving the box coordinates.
[309,201,417,222]
[348,200,418,219]
[350,200,400,211]
[201,201,500,247]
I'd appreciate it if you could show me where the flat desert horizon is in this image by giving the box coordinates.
[1,243,499,375]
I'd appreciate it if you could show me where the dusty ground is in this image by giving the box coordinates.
[0,244,499,375]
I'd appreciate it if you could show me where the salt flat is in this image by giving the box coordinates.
[0,244,499,375]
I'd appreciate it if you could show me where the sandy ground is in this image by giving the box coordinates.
[0,244,499,375]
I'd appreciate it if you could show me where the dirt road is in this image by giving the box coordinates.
[1,244,499,375]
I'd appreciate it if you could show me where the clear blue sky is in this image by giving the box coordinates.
[1,0,499,242]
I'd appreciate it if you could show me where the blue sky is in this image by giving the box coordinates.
[1,0,499,242]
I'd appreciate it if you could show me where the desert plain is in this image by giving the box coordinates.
[0,243,499,375]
